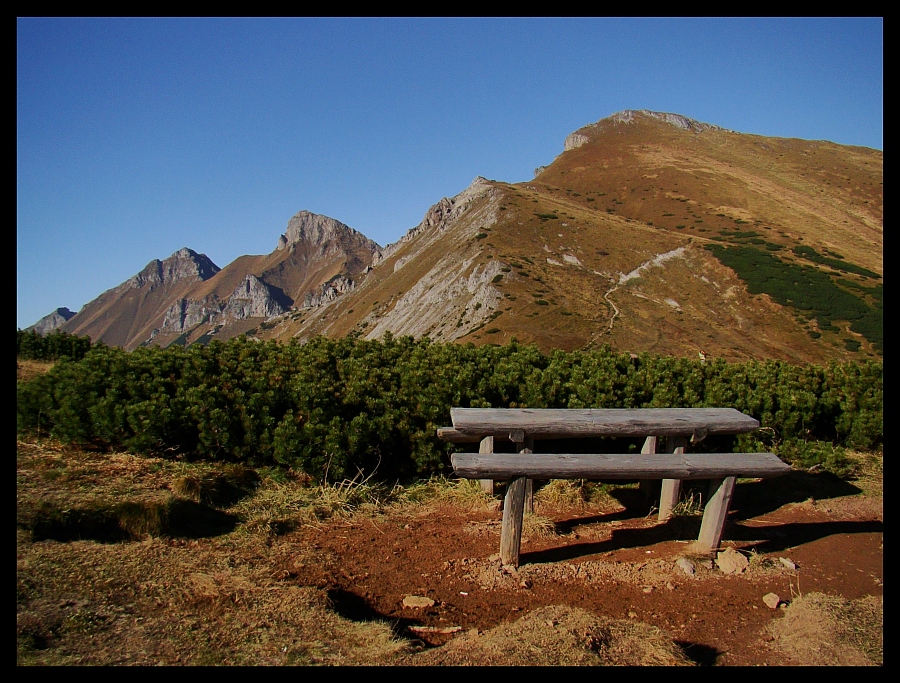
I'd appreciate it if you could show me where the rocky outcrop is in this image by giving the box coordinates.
[222,275,292,320]
[159,298,218,334]
[564,133,590,151]
[152,275,291,337]
[609,109,724,133]
[364,258,504,342]
[27,307,77,334]
[126,248,220,290]
[302,274,356,308]
[381,177,494,260]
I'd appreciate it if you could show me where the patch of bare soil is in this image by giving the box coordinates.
[17,439,882,666]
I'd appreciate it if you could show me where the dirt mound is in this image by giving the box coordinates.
[406,604,692,666]
[770,592,883,666]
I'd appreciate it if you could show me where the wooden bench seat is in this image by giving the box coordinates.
[451,452,789,481]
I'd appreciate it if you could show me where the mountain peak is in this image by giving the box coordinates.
[277,211,379,251]
[126,248,220,290]
[26,307,77,334]
[560,110,725,154]
[608,109,724,133]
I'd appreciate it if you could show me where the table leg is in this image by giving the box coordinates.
[478,436,494,494]
[639,436,660,503]
[500,476,527,567]
[658,436,687,522]
[695,476,736,554]
[514,436,535,513]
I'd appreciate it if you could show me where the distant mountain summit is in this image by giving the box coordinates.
[40,110,881,362]
[26,307,77,334]
[125,248,221,289]
[61,247,222,349]
[59,211,382,349]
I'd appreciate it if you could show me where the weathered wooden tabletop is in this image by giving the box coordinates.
[442,407,759,441]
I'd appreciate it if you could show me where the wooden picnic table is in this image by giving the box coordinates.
[438,407,788,566]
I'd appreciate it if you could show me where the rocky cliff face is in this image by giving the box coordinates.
[222,275,291,320]
[302,274,356,308]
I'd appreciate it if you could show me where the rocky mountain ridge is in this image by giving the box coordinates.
[35,109,881,362]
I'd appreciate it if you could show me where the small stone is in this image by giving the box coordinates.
[402,595,435,609]
[676,558,696,575]
[779,557,797,570]
[642,586,654,594]
[666,582,675,591]
[716,547,749,575]
[763,593,781,609]
[627,611,637,618]
[520,579,532,589]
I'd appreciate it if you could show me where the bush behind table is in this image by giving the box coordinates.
[17,334,882,482]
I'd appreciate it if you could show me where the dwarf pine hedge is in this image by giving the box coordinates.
[17,329,94,361]
[17,334,882,481]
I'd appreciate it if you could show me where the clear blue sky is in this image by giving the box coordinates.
[17,17,883,330]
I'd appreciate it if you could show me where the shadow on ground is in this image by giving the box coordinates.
[326,587,423,642]
[520,516,882,565]
[26,498,239,543]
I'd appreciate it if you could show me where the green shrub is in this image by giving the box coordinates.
[17,329,94,361]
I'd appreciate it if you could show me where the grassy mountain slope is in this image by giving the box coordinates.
[259,111,881,361]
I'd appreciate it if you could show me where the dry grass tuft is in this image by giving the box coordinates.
[670,489,704,517]
[405,604,693,666]
[770,592,883,666]
[523,512,559,539]
[17,359,55,383]
[535,479,616,509]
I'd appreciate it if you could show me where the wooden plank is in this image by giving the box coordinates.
[658,436,687,522]
[450,452,789,480]
[639,436,659,502]
[478,436,494,494]
[450,407,759,439]
[436,427,481,443]
[695,477,737,554]
[500,476,527,567]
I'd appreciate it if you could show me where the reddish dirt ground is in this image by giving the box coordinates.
[277,473,883,665]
